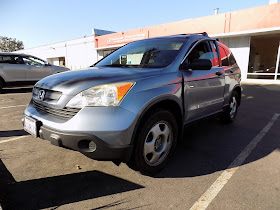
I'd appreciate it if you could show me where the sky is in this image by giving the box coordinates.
[0,0,270,49]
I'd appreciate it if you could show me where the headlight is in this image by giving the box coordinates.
[66,82,135,108]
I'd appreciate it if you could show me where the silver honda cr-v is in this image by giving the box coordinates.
[23,33,241,176]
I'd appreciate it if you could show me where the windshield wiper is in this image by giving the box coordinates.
[104,64,137,68]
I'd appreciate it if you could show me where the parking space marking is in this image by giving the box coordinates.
[0,136,28,144]
[0,105,27,109]
[190,113,280,210]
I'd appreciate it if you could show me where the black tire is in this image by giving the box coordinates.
[222,90,239,123]
[128,109,178,176]
[0,79,3,93]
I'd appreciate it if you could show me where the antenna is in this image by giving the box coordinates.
[214,8,219,15]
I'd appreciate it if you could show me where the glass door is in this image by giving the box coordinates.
[248,34,280,80]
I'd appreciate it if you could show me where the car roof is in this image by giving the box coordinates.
[0,52,33,57]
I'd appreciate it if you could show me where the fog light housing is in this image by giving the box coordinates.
[89,141,97,152]
[78,140,97,152]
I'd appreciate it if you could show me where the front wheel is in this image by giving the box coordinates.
[129,109,178,176]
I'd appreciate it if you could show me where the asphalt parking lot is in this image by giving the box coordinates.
[0,83,279,210]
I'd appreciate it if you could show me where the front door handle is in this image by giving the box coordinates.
[216,71,223,76]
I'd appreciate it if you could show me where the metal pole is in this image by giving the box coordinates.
[274,41,280,80]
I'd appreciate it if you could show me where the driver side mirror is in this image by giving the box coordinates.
[180,59,212,71]
[45,62,52,66]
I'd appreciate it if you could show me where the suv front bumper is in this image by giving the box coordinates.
[37,125,133,162]
[23,102,138,162]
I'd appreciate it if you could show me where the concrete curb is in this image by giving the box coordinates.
[241,80,280,85]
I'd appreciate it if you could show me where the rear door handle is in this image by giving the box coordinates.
[216,71,223,76]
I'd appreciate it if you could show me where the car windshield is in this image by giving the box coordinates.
[95,37,188,69]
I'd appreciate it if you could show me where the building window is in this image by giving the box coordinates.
[47,57,66,67]
[248,34,280,80]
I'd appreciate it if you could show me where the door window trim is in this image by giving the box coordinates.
[180,38,217,65]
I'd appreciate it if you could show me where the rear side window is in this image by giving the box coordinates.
[218,45,229,66]
[0,55,21,64]
[218,43,237,67]
[228,53,237,66]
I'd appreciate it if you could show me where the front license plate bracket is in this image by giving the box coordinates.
[24,116,41,137]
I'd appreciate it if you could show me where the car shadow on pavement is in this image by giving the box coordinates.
[0,130,28,138]
[157,117,279,178]
[157,84,280,178]
[156,118,251,178]
[2,87,33,94]
[0,159,144,210]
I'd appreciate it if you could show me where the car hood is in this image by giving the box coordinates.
[35,67,161,95]
[53,65,70,71]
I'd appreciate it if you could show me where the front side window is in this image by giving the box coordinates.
[186,41,218,67]
[22,56,45,66]
[209,41,219,67]
[95,37,188,69]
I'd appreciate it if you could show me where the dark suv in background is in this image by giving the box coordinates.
[23,33,241,176]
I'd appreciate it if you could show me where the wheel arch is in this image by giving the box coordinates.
[131,96,184,146]
[0,76,5,87]
[233,85,241,106]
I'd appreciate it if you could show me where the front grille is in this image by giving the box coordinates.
[33,87,62,102]
[31,99,81,119]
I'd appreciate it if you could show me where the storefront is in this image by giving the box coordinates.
[248,34,280,80]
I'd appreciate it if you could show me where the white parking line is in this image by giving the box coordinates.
[190,113,280,210]
[0,135,28,144]
[0,105,26,109]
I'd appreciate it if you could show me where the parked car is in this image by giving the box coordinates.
[0,53,69,91]
[23,33,241,176]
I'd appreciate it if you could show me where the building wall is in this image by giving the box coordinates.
[93,3,280,81]
[219,36,251,81]
[16,4,280,81]
[17,36,97,70]
[95,3,280,49]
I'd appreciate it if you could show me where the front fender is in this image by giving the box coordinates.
[120,79,183,145]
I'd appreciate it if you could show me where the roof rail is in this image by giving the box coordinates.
[177,32,210,38]
[191,32,209,37]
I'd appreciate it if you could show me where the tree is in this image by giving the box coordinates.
[0,36,24,52]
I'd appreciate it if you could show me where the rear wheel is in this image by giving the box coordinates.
[222,90,239,123]
[129,109,178,176]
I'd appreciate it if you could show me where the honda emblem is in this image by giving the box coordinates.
[38,90,45,101]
